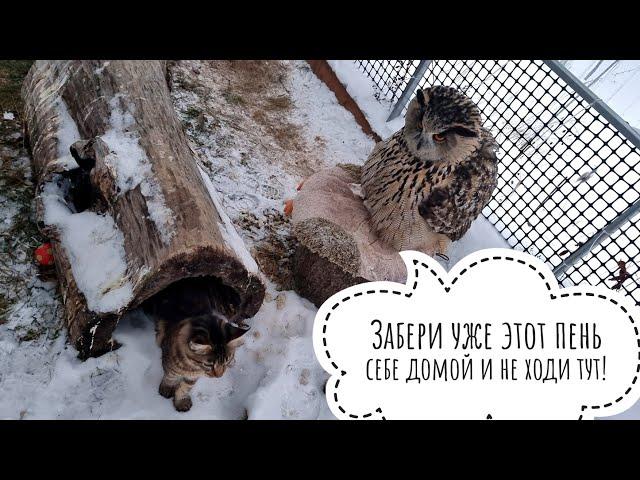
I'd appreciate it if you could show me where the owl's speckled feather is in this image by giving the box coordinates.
[362,86,498,253]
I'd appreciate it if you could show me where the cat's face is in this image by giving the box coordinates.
[184,313,250,378]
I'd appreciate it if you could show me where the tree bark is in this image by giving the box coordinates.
[291,164,406,307]
[22,60,265,359]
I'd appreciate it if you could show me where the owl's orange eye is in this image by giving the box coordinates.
[433,133,446,143]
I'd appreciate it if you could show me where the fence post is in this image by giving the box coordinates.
[386,60,431,122]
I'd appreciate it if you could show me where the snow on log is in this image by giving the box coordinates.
[290,164,406,307]
[22,60,265,359]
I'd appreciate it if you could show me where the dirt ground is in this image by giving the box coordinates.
[168,60,374,289]
[0,60,63,338]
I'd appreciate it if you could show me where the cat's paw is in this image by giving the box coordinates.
[174,396,193,412]
[159,382,175,399]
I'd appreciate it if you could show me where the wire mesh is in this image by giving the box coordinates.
[355,60,640,305]
[354,60,421,105]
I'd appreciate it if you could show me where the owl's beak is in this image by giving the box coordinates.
[417,133,435,151]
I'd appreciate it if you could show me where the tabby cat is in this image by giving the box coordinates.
[145,277,250,412]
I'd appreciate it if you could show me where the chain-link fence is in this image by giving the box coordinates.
[355,60,640,305]
[354,60,421,106]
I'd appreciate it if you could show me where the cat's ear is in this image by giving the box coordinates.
[224,322,250,342]
[188,339,212,354]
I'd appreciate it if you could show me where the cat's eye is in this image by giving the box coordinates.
[433,133,446,143]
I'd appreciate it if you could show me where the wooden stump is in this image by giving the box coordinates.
[290,164,406,307]
[22,60,265,359]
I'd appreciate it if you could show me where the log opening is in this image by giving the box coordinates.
[141,276,243,325]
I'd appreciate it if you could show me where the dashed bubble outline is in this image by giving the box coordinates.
[318,251,640,421]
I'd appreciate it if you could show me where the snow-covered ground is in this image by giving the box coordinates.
[0,60,514,420]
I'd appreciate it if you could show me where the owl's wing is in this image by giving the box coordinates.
[370,139,386,158]
[418,143,498,242]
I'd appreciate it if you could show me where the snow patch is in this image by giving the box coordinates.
[197,165,259,274]
[55,99,81,158]
[48,99,83,172]
[288,63,376,162]
[0,286,333,419]
[35,96,134,313]
[94,61,111,75]
[326,60,404,139]
[446,216,509,267]
[99,96,176,244]
[40,180,133,313]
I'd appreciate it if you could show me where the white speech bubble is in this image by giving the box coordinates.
[313,248,640,420]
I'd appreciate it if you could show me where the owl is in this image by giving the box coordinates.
[361,85,498,258]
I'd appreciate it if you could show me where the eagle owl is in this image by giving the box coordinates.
[361,85,498,257]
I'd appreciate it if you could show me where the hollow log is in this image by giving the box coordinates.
[291,164,406,307]
[22,60,265,359]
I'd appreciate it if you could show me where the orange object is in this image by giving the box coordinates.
[35,242,55,267]
[284,199,293,216]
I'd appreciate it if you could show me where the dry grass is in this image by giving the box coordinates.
[223,60,290,95]
[175,60,320,176]
[237,210,298,290]
[252,236,297,290]
[0,156,41,260]
[222,88,245,106]
[0,60,32,114]
[0,60,49,325]
[265,95,293,111]
[170,60,323,288]
[212,61,306,155]
[216,61,316,286]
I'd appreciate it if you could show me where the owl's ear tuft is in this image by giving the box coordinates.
[416,89,426,107]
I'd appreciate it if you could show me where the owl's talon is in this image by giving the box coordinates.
[421,234,451,260]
